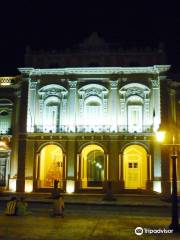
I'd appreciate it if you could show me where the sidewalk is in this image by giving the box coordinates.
[0,192,173,207]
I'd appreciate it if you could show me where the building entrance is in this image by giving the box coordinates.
[0,157,6,186]
[39,144,64,188]
[80,144,104,189]
[123,144,147,189]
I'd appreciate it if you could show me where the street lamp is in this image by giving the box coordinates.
[156,127,180,232]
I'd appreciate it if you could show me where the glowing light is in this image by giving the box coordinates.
[66,180,75,194]
[25,180,33,193]
[156,131,166,142]
[9,179,16,192]
[0,141,6,148]
[0,82,11,86]
[153,181,162,193]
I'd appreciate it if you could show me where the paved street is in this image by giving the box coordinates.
[0,202,180,240]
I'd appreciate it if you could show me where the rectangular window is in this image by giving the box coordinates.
[128,162,133,168]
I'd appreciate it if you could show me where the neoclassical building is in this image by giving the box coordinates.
[0,34,179,195]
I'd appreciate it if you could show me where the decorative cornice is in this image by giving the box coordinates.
[18,65,171,76]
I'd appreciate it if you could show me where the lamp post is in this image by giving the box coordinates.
[156,131,180,232]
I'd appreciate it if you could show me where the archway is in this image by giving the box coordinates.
[39,144,64,188]
[0,141,10,187]
[80,144,104,188]
[123,144,147,189]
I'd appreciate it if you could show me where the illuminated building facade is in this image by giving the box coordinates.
[0,34,179,195]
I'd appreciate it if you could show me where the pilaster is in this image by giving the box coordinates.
[109,80,118,131]
[151,78,160,131]
[68,80,77,131]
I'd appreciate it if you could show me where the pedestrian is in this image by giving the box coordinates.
[5,196,17,216]
[53,194,64,217]
[16,197,28,216]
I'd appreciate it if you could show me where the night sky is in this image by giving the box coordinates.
[0,0,180,75]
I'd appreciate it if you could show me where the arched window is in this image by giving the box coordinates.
[127,95,143,132]
[85,96,102,131]
[38,84,68,133]
[44,96,60,133]
[0,99,13,134]
[119,83,150,133]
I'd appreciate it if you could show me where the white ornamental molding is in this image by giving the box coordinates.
[84,88,102,98]
[18,65,171,76]
[79,99,84,114]
[126,87,144,98]
[62,99,67,113]
[103,99,108,112]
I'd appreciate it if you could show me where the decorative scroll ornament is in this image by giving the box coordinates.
[126,87,144,98]
[84,88,101,98]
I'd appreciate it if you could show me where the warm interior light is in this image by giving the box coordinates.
[66,180,74,194]
[0,82,11,86]
[9,179,16,192]
[153,181,162,193]
[0,141,6,147]
[25,180,33,193]
[156,131,166,142]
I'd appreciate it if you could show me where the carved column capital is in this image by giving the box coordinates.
[110,80,118,89]
[151,79,159,88]
[69,80,77,88]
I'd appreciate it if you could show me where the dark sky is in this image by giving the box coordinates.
[0,0,180,75]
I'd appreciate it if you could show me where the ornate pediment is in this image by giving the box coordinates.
[84,88,102,98]
[38,84,68,98]
[126,87,144,98]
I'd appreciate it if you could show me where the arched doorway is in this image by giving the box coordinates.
[80,144,104,189]
[39,144,64,188]
[0,141,10,188]
[123,144,147,189]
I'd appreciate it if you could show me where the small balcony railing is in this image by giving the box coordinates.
[29,124,153,134]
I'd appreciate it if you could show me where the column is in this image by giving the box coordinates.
[68,81,77,132]
[33,153,40,190]
[16,79,29,192]
[10,90,21,180]
[119,154,125,189]
[107,136,119,192]
[66,136,76,192]
[60,94,67,129]
[161,145,171,196]
[119,90,126,131]
[146,154,153,191]
[109,80,118,131]
[27,80,38,132]
[151,79,160,131]
[169,89,176,124]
